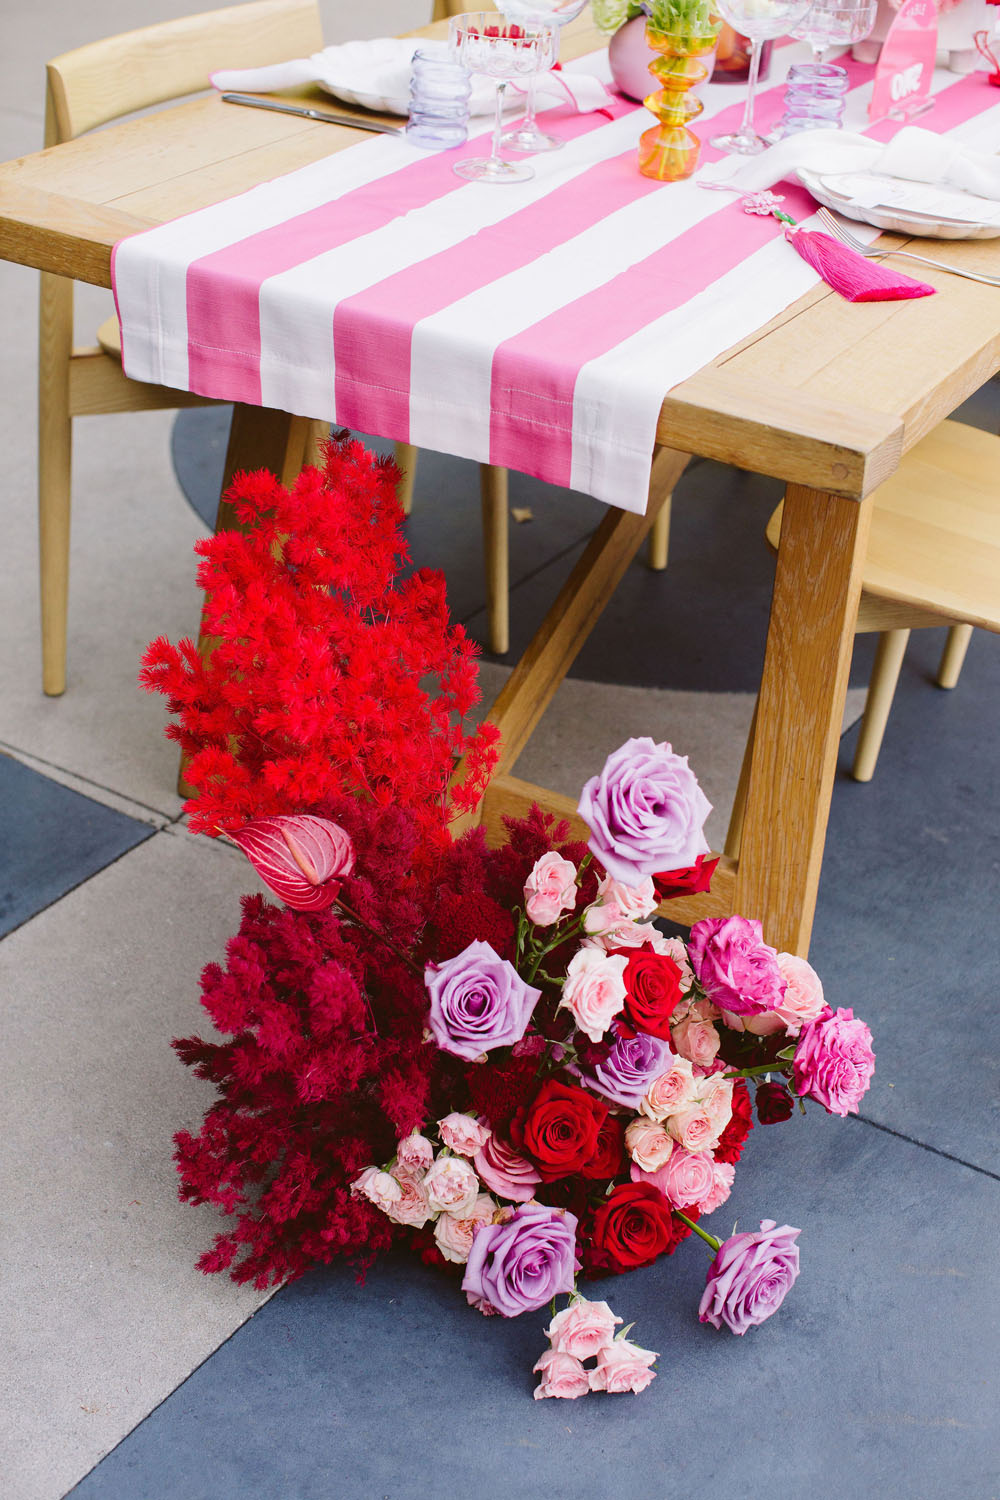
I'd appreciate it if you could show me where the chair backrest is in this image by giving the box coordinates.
[432,0,498,18]
[45,0,324,145]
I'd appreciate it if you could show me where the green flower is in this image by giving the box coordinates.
[592,0,647,33]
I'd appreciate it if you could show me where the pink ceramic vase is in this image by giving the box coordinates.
[607,15,659,101]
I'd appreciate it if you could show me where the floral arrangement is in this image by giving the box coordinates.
[145,436,875,1401]
[593,0,718,37]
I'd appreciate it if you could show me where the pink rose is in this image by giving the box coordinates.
[423,1155,480,1217]
[473,1134,542,1202]
[545,1297,622,1359]
[559,948,629,1043]
[584,919,670,953]
[634,1146,716,1209]
[596,873,659,920]
[438,1112,492,1157]
[588,1337,658,1394]
[665,1102,716,1153]
[794,1007,875,1116]
[688,915,787,1017]
[742,1009,787,1037]
[524,852,578,927]
[396,1132,434,1172]
[639,1056,696,1121]
[773,952,826,1036]
[350,1167,402,1216]
[699,1220,801,1335]
[433,1193,497,1264]
[625,1117,675,1172]
[672,1014,721,1066]
[696,1072,734,1131]
[384,1171,433,1228]
[657,935,695,991]
[697,1159,735,1215]
[533,1349,591,1400]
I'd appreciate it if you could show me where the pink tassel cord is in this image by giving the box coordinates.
[784,226,935,303]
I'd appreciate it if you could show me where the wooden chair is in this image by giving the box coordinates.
[39,0,326,696]
[725,418,1000,854]
[392,0,673,657]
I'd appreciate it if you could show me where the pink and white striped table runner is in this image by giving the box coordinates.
[112,50,1000,513]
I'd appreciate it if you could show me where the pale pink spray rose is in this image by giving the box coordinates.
[773,952,827,1036]
[438,1112,492,1157]
[228,814,355,911]
[584,919,673,953]
[634,1146,716,1209]
[524,851,579,927]
[696,1072,734,1132]
[423,1155,480,1218]
[793,1006,875,1116]
[589,1336,658,1394]
[350,1167,402,1216]
[473,1134,542,1202]
[544,1298,622,1359]
[577,737,712,885]
[665,1102,717,1154]
[584,873,659,938]
[384,1172,433,1229]
[672,1012,721,1066]
[559,947,629,1043]
[640,1055,697,1121]
[625,1117,675,1172]
[396,1132,434,1172]
[533,1349,592,1401]
[433,1193,498,1265]
[699,1219,801,1334]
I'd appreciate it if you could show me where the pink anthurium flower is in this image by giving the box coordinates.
[227,815,355,911]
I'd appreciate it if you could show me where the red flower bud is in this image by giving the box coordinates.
[653,853,719,901]
[228,815,355,911]
[755,1081,794,1125]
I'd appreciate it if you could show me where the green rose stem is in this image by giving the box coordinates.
[722,1062,793,1081]
[673,1209,722,1254]
[524,911,587,982]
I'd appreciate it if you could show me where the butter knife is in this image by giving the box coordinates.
[221,93,402,135]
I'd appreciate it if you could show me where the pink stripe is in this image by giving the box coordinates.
[184,98,634,406]
[488,68,991,485]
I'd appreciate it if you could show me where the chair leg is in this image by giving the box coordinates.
[851,628,910,783]
[936,622,973,690]
[393,441,418,517]
[724,698,758,860]
[480,463,509,655]
[38,273,74,696]
[647,494,671,570]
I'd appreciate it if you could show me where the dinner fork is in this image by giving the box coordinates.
[817,206,1000,287]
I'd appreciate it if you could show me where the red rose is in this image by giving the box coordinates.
[653,854,719,900]
[621,947,684,1040]
[591,1182,676,1272]
[580,1112,626,1181]
[522,1080,608,1181]
[714,1077,754,1164]
[755,1080,794,1124]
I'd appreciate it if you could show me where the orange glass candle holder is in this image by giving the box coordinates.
[637,20,720,182]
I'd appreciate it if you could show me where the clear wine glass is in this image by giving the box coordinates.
[449,13,558,183]
[495,0,589,152]
[711,0,814,154]
[775,0,877,134]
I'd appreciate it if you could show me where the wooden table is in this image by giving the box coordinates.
[4,15,1000,956]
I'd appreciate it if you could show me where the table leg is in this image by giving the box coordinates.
[734,481,874,957]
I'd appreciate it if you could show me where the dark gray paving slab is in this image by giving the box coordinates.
[0,752,152,936]
[814,626,1000,1175]
[69,1109,997,1500]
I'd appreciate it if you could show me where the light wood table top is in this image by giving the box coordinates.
[4,15,998,953]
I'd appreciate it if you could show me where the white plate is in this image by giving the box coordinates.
[313,37,498,116]
[797,165,1000,240]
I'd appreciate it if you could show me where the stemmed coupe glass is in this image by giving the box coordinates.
[711,0,813,154]
[495,0,590,152]
[449,13,558,183]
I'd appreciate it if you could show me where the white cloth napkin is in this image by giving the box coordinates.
[211,37,614,118]
[698,126,1000,201]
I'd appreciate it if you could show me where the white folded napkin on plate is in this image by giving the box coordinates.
[698,126,1000,201]
[211,37,614,118]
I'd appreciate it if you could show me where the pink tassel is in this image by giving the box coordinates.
[785,228,935,303]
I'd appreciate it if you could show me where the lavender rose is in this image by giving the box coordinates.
[577,737,712,885]
[688,915,786,1017]
[699,1219,801,1335]
[462,1203,578,1318]
[424,940,541,1062]
[793,1006,875,1116]
[588,1028,674,1109]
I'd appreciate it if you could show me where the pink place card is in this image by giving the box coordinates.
[869,0,939,121]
